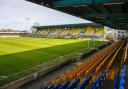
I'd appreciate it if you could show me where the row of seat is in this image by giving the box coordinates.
[119,65,127,89]
[82,40,123,89]
[114,68,120,89]
[88,41,123,89]
[36,29,50,35]
[91,41,123,81]
[85,27,94,36]
[114,64,127,89]
[95,28,104,37]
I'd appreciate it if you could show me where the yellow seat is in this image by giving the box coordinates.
[85,27,94,36]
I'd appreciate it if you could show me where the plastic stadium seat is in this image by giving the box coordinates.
[91,70,107,89]
[95,28,104,37]
[54,84,62,89]
[72,29,82,35]
[119,86,125,89]
[114,69,120,89]
[119,65,127,89]
[78,73,93,89]
[68,79,80,89]
[85,27,94,36]
[53,81,70,89]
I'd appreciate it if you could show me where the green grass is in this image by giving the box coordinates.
[0,37,106,86]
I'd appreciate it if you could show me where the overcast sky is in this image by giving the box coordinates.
[0,0,92,31]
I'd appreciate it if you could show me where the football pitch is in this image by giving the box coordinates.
[0,37,106,86]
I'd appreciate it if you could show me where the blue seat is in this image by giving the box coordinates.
[114,78,119,89]
[119,85,125,89]
[119,65,127,89]
[120,77,125,85]
[91,84,96,89]
[59,81,70,89]
[54,84,62,89]
[91,69,107,89]
[68,79,80,89]
[78,83,84,89]
[96,80,102,89]
[78,74,93,89]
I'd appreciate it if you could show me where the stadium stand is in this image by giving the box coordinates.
[0,29,28,37]
[32,23,104,38]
